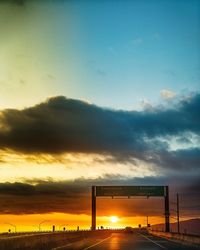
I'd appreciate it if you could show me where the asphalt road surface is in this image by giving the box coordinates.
[55,232,199,250]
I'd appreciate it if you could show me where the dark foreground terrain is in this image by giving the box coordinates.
[0,230,199,250]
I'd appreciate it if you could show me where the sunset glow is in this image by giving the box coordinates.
[110,216,119,224]
[0,213,166,233]
[0,0,199,239]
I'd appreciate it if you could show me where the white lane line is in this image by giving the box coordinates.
[135,240,167,243]
[138,233,167,249]
[83,235,113,250]
[51,243,72,250]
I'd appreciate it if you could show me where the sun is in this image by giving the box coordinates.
[110,216,119,223]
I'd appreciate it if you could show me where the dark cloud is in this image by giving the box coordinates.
[147,147,200,172]
[13,0,25,5]
[0,0,26,5]
[0,179,90,215]
[2,0,78,5]
[0,176,199,216]
[0,94,200,173]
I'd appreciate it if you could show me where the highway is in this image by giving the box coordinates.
[0,230,199,249]
[57,231,199,250]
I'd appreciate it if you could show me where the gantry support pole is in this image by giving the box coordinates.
[165,186,170,232]
[91,186,96,230]
[177,193,180,233]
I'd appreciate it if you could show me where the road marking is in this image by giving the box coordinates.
[51,243,72,250]
[135,240,167,243]
[83,235,113,250]
[138,233,167,249]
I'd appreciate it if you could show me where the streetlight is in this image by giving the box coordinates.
[38,220,50,232]
[4,222,17,233]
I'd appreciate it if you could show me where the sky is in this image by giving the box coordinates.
[0,0,199,232]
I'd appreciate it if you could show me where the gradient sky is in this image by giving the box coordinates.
[0,0,199,232]
[0,0,200,109]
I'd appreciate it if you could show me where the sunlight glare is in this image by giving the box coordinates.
[110,216,119,223]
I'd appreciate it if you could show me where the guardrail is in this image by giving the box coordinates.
[0,228,124,236]
[0,228,123,236]
[0,229,125,250]
[149,230,200,247]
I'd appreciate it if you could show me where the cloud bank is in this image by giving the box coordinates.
[0,176,199,216]
[0,94,199,173]
[0,94,199,215]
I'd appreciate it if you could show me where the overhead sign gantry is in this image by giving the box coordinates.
[91,185,170,232]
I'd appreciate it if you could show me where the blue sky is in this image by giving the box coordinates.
[70,0,200,108]
[0,0,199,109]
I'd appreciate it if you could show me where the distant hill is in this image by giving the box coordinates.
[151,218,200,236]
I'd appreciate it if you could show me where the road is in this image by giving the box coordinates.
[57,231,199,250]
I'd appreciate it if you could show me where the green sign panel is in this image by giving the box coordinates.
[96,186,165,197]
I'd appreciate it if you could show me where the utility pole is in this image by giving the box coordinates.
[146,216,149,227]
[177,193,180,233]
